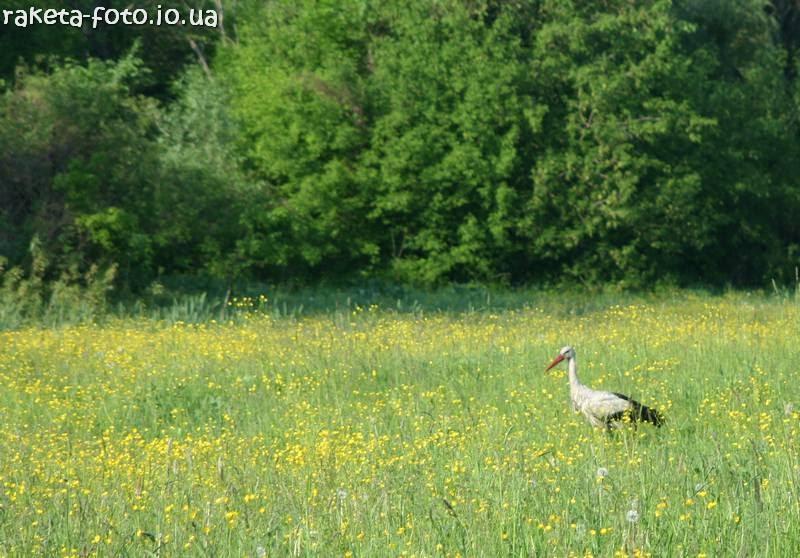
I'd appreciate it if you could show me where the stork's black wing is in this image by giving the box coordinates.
[610,392,664,427]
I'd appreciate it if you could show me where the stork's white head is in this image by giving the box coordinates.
[545,346,575,371]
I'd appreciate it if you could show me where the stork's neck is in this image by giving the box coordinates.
[568,357,583,390]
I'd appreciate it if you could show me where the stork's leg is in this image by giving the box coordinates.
[603,416,622,433]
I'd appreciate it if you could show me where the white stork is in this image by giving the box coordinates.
[545,346,664,429]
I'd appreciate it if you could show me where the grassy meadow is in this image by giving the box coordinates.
[1,291,800,557]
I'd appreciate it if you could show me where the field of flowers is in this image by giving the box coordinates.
[1,293,799,557]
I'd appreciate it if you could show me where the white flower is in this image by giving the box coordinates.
[596,467,609,478]
[256,546,267,558]
[626,509,640,523]
[336,488,348,502]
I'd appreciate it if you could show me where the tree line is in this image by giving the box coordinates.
[2,0,800,291]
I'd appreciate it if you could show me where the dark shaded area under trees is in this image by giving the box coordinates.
[2,0,800,293]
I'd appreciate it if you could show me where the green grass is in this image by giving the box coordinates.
[0,291,799,557]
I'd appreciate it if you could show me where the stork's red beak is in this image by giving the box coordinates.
[545,353,565,371]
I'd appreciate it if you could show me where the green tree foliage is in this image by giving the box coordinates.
[362,2,537,284]
[0,56,246,289]
[156,67,249,282]
[2,0,800,290]
[526,0,799,285]
[220,0,378,280]
[223,0,541,283]
[0,56,160,285]
[222,0,800,286]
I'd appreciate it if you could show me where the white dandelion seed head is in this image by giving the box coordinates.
[596,467,609,478]
[256,546,267,558]
[336,488,348,501]
[626,509,640,523]
[785,402,794,416]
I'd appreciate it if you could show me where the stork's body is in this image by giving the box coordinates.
[547,347,663,429]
